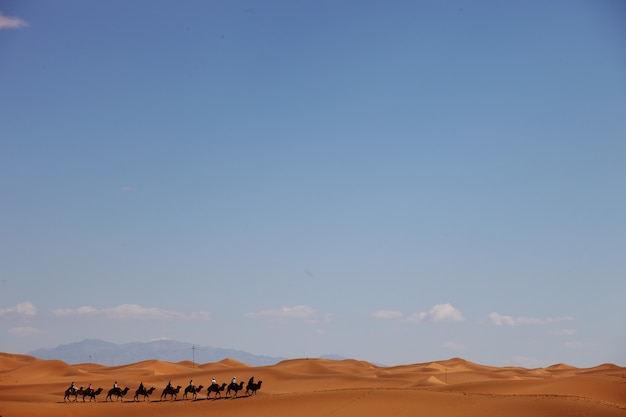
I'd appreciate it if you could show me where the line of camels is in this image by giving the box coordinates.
[63,378,263,402]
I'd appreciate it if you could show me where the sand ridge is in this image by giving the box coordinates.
[0,353,624,417]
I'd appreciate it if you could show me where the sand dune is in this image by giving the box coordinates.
[0,352,624,417]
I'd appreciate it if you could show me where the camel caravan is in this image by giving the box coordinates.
[63,376,262,403]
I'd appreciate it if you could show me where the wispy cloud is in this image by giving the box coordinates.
[488,312,574,326]
[407,303,465,323]
[373,303,465,323]
[9,326,45,337]
[0,11,28,29]
[550,328,577,336]
[250,305,313,319]
[245,305,334,324]
[406,312,427,322]
[372,310,403,320]
[442,341,465,350]
[52,304,210,320]
[0,301,37,318]
[507,356,551,368]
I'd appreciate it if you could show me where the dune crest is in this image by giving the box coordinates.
[0,352,41,371]
[546,363,577,371]
[213,357,251,367]
[413,375,446,387]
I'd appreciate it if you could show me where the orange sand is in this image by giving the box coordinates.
[1,352,624,417]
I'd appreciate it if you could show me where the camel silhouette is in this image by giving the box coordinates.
[246,380,263,396]
[63,386,82,402]
[207,382,227,399]
[183,384,204,400]
[83,387,103,402]
[160,385,182,401]
[226,381,244,397]
[105,387,130,402]
[133,386,155,401]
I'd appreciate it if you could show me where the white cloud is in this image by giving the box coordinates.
[322,313,336,322]
[0,301,37,318]
[489,312,574,326]
[508,356,551,368]
[372,310,403,320]
[373,304,465,324]
[545,316,575,324]
[407,303,465,323]
[550,328,577,336]
[245,305,316,320]
[0,11,28,29]
[488,312,516,326]
[442,341,464,350]
[52,303,210,320]
[9,326,45,337]
[406,312,428,323]
[429,303,465,322]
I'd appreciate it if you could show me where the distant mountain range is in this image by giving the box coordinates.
[28,339,291,366]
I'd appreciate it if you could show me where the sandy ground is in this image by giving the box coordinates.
[0,352,624,417]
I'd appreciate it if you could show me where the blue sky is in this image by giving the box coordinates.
[1,1,625,368]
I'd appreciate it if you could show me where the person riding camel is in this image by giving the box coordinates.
[189,379,194,390]
[211,377,217,386]
[69,381,76,394]
[166,380,172,390]
[138,381,144,392]
[248,376,254,386]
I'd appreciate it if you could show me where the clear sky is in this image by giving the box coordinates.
[1,1,625,368]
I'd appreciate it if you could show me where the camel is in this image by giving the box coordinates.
[134,386,156,401]
[160,385,182,401]
[75,387,87,399]
[246,380,262,396]
[105,386,130,402]
[182,384,204,400]
[226,381,244,397]
[63,386,82,402]
[83,387,103,402]
[206,382,227,399]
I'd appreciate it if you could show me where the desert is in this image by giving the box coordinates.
[0,352,624,417]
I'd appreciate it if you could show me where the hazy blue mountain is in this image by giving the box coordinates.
[27,339,288,366]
